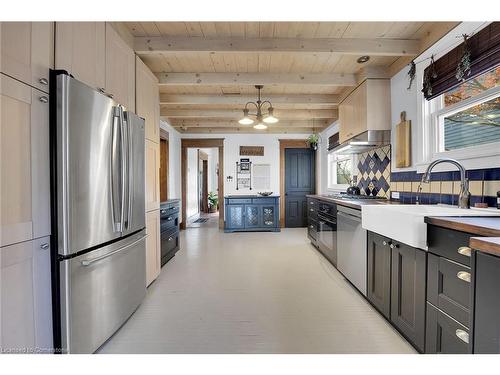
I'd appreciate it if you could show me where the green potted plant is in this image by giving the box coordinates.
[307,133,320,151]
[208,191,219,213]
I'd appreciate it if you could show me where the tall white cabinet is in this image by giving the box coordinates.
[55,22,106,91]
[1,22,53,352]
[136,56,161,286]
[0,22,54,93]
[55,22,136,110]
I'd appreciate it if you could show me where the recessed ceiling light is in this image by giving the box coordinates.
[357,55,370,64]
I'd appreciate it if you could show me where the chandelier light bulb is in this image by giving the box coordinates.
[238,108,254,125]
[263,107,279,124]
[253,123,268,130]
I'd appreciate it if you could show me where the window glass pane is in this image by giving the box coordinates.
[444,96,500,151]
[336,159,352,184]
[444,66,499,107]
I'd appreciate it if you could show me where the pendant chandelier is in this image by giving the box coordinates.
[238,85,279,130]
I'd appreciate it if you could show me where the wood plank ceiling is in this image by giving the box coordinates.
[126,22,459,134]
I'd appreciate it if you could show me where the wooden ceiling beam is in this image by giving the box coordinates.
[159,94,340,105]
[156,72,357,86]
[135,36,420,56]
[178,127,326,134]
[169,119,334,128]
[161,108,337,119]
[388,22,461,76]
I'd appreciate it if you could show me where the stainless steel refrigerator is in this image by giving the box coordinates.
[51,72,146,353]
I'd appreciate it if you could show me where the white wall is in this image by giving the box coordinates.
[181,133,310,196]
[318,122,339,194]
[186,148,199,219]
[160,120,181,200]
[390,22,488,172]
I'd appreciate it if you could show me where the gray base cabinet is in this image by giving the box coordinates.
[366,231,426,352]
[472,251,500,353]
[426,224,472,353]
[367,232,392,319]
[426,302,469,354]
[224,196,280,233]
[390,242,427,352]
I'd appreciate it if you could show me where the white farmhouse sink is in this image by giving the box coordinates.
[361,204,500,250]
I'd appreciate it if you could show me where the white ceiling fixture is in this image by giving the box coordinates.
[239,85,279,130]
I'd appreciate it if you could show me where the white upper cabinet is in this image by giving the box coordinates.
[0,22,54,93]
[1,74,51,247]
[105,23,136,111]
[55,22,106,91]
[136,56,160,143]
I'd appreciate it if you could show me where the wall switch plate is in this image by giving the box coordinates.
[391,191,400,200]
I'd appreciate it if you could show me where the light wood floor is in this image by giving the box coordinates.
[98,217,416,354]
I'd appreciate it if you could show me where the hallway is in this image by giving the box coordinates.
[98,224,415,354]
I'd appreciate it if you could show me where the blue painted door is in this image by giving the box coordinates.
[285,148,315,227]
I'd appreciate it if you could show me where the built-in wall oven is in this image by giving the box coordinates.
[317,201,337,266]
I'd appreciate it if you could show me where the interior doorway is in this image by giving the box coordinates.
[200,158,208,213]
[159,137,169,202]
[181,139,224,230]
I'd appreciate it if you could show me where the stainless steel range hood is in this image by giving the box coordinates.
[331,130,391,155]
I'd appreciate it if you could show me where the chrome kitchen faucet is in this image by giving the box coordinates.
[417,158,470,209]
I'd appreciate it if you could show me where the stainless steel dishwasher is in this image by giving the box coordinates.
[337,205,367,296]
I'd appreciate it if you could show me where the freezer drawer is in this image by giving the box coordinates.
[59,230,146,353]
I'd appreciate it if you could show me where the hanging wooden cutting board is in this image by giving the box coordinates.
[395,111,411,168]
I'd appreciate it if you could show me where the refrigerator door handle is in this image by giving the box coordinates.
[126,114,133,230]
[111,106,123,232]
[119,106,128,232]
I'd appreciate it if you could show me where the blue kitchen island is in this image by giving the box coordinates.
[224,195,280,233]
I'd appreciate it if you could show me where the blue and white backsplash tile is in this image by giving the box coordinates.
[356,145,391,198]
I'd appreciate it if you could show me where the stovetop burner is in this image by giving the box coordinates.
[327,193,386,200]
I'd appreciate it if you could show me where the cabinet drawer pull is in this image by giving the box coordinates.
[455,329,469,344]
[40,243,49,250]
[457,246,471,257]
[39,78,48,85]
[457,271,471,283]
[310,208,314,212]
[39,96,48,103]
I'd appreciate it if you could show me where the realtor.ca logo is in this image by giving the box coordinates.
[1,346,66,354]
